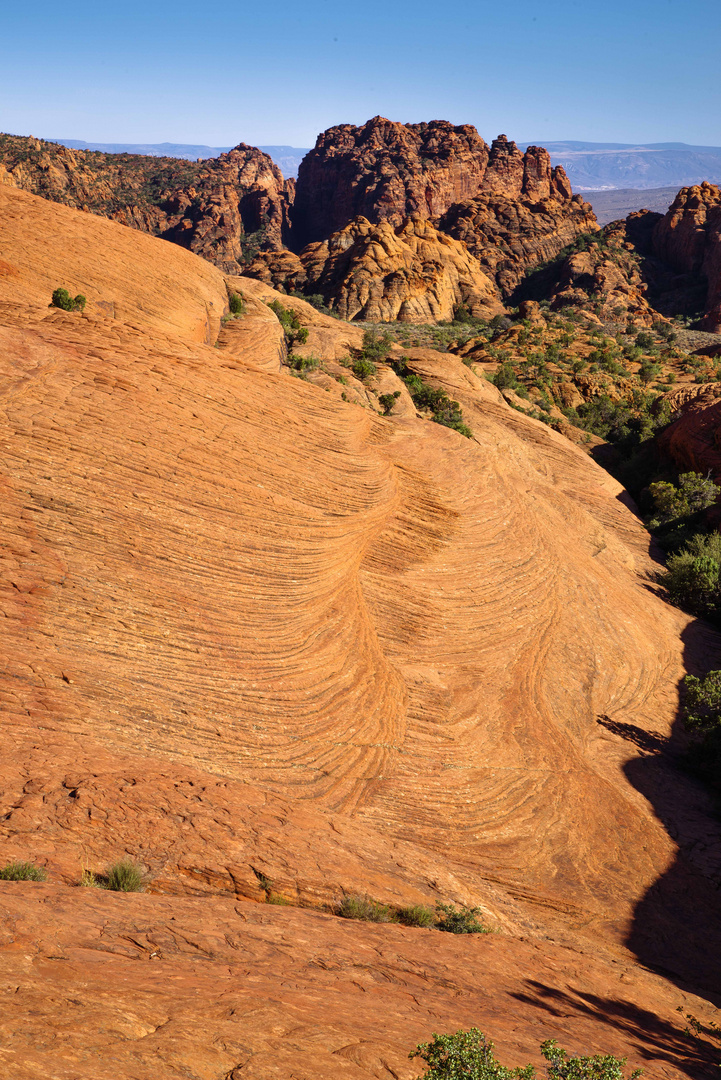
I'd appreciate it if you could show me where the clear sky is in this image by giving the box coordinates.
[2,0,720,148]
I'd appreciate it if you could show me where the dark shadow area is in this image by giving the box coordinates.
[596,715,673,757]
[615,616,721,1006]
[509,980,720,1079]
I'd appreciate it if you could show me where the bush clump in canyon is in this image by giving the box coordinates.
[0,861,47,882]
[410,1030,641,1080]
[228,291,245,316]
[680,671,721,795]
[50,287,86,312]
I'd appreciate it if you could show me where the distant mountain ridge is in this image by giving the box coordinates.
[521,140,721,190]
[47,138,311,178]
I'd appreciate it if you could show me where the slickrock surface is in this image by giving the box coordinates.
[248,216,505,321]
[0,183,229,342]
[0,133,291,267]
[1,189,721,1076]
[1,884,717,1080]
[651,183,721,331]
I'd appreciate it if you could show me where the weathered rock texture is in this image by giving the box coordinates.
[439,186,598,298]
[1,185,721,1075]
[261,120,598,314]
[651,183,721,331]
[291,117,491,248]
[248,216,505,322]
[0,133,292,268]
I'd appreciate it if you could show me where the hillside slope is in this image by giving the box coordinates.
[0,185,720,1078]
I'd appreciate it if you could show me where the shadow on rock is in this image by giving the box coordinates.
[617,619,721,1006]
[509,981,720,1080]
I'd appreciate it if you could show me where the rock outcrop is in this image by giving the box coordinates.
[248,216,505,322]
[0,133,292,269]
[439,185,598,298]
[651,182,721,331]
[291,116,491,248]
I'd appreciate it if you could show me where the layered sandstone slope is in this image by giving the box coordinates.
[247,216,506,321]
[2,193,721,1074]
[651,183,721,331]
[0,183,229,342]
[0,132,291,266]
[291,117,491,248]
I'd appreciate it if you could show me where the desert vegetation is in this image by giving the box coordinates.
[410,1030,641,1080]
[0,861,47,881]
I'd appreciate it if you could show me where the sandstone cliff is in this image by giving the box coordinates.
[291,116,491,248]
[651,182,721,331]
[0,133,292,268]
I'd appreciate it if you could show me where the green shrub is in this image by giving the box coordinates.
[360,327,394,364]
[410,1030,641,1080]
[0,861,47,881]
[682,670,721,735]
[353,357,377,381]
[51,287,86,312]
[397,904,436,927]
[268,299,309,349]
[680,672,721,796]
[649,473,721,530]
[411,1029,534,1080]
[659,532,721,614]
[228,291,245,315]
[378,391,401,415]
[289,354,320,372]
[337,894,396,922]
[635,331,655,350]
[435,901,490,934]
[492,362,520,390]
[105,859,143,892]
[541,1040,642,1080]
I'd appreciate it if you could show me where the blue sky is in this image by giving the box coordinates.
[2,0,720,148]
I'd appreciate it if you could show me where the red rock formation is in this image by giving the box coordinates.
[2,183,721,1075]
[291,116,491,248]
[0,133,292,269]
[247,215,505,321]
[439,188,598,297]
[651,182,721,331]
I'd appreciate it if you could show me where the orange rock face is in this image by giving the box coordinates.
[1,186,720,1077]
[249,216,506,321]
[439,187,598,298]
[651,183,721,331]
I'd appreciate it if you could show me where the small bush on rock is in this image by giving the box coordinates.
[337,894,396,922]
[435,901,490,934]
[410,1030,641,1080]
[397,904,436,927]
[0,861,47,881]
[105,859,144,892]
[228,291,245,316]
[51,287,86,312]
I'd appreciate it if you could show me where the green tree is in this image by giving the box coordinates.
[649,472,721,530]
